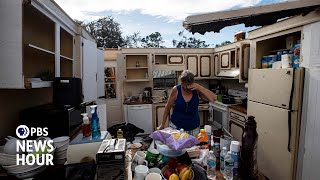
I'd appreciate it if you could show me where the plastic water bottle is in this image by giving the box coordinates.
[224,151,234,180]
[230,141,240,179]
[207,150,216,179]
[220,147,227,174]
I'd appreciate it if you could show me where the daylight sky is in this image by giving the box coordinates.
[55,0,285,47]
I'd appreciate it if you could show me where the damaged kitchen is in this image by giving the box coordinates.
[1,0,320,180]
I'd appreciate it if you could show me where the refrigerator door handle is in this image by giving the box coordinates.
[288,110,292,152]
[289,68,295,110]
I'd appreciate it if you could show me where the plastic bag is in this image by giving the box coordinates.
[149,128,199,151]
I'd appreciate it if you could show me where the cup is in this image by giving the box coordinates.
[134,165,149,180]
[145,173,162,180]
[149,167,161,174]
[133,151,148,166]
[146,149,159,167]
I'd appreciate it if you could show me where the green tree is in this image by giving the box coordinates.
[85,16,125,48]
[124,32,142,48]
[141,32,166,48]
[215,40,232,48]
[172,31,209,48]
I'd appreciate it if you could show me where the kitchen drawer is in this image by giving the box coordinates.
[229,111,247,124]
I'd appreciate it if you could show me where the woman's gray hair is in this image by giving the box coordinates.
[179,70,194,84]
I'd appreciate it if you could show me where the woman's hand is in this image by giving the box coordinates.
[157,125,164,130]
[187,83,202,91]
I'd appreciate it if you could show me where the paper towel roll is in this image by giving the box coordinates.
[281,54,293,68]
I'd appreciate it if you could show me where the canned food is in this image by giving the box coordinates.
[277,51,282,61]
[261,56,269,69]
[268,55,277,68]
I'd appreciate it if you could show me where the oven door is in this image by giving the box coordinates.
[211,103,229,130]
[229,120,244,142]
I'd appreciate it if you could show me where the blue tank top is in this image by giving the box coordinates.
[170,85,200,131]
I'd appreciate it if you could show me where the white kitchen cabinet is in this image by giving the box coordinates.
[186,54,213,79]
[0,1,56,89]
[0,0,97,89]
[199,55,212,77]
[97,49,105,98]
[220,51,231,69]
[239,43,250,83]
[213,53,220,77]
[168,55,184,65]
[186,55,199,76]
[82,38,98,102]
[155,105,167,130]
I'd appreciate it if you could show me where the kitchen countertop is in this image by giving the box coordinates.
[229,104,247,114]
[123,101,153,105]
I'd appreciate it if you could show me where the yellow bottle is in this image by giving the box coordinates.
[117,129,123,139]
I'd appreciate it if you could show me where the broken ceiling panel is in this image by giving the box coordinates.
[183,0,320,34]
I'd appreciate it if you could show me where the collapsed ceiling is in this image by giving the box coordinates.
[183,0,320,35]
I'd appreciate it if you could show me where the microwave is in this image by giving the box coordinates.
[210,102,229,131]
[20,104,83,139]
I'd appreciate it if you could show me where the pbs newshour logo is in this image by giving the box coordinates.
[15,125,54,166]
[16,125,30,139]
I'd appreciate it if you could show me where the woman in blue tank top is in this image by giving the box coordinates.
[157,70,217,136]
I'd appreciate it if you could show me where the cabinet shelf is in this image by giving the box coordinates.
[125,79,150,82]
[126,67,148,69]
[27,44,55,55]
[60,55,73,61]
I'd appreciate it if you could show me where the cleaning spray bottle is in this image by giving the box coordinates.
[81,113,91,137]
[90,105,101,139]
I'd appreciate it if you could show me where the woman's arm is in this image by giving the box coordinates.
[157,86,178,130]
[188,83,217,102]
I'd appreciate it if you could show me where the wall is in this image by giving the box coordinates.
[0,88,52,138]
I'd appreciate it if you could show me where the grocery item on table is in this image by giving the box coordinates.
[196,129,209,146]
[146,148,160,167]
[150,128,199,151]
[230,141,240,179]
[117,129,123,138]
[224,151,234,180]
[155,140,186,157]
[162,163,194,180]
[207,150,216,180]
[220,147,228,174]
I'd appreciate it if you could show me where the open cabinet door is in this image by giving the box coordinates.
[239,43,250,83]
[97,49,105,98]
[0,0,24,88]
[82,38,97,102]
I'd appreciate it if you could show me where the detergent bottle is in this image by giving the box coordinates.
[90,105,101,139]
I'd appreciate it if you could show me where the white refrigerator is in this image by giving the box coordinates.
[247,68,304,180]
